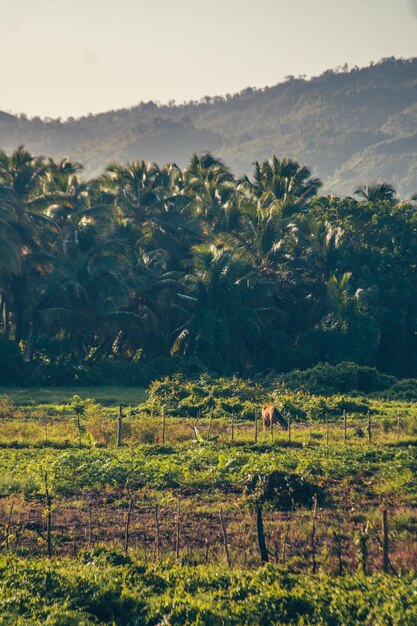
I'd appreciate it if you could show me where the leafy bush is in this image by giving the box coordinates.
[0,335,24,385]
[245,470,326,511]
[85,403,116,446]
[278,362,396,395]
[1,555,416,625]
[272,390,369,422]
[0,395,21,420]
[146,374,267,420]
[26,355,208,387]
[383,379,417,401]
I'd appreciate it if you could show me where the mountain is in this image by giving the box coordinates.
[1,57,416,196]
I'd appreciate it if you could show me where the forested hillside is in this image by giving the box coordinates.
[0,57,416,196]
[1,147,417,384]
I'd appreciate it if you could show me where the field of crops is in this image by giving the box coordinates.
[1,375,417,624]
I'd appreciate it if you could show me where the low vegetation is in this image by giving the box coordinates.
[0,375,416,624]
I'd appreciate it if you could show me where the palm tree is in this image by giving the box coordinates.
[0,147,54,343]
[250,156,322,217]
[354,183,397,202]
[184,153,237,231]
[172,243,284,372]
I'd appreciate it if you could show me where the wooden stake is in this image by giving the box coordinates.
[154,505,161,558]
[162,406,166,445]
[396,411,401,442]
[124,494,134,555]
[382,509,389,573]
[256,507,269,564]
[175,499,181,561]
[311,494,318,574]
[207,408,213,439]
[44,472,52,559]
[88,502,93,549]
[343,410,347,444]
[117,405,123,447]
[281,526,288,565]
[4,494,17,551]
[219,509,231,567]
[254,411,258,443]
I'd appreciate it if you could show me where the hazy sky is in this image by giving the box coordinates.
[1,0,417,119]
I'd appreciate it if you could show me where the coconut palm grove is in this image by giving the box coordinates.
[1,147,417,385]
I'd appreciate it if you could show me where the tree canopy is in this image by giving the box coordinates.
[1,147,417,382]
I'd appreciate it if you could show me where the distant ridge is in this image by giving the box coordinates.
[0,57,416,195]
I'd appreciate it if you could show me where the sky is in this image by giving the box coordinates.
[1,0,417,119]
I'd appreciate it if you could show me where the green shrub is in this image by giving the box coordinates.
[383,379,417,401]
[0,335,24,385]
[279,362,396,395]
[26,355,208,387]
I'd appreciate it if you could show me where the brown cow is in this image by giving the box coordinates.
[262,405,288,431]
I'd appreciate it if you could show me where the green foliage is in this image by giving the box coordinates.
[279,362,397,395]
[271,389,369,422]
[0,335,24,385]
[0,395,20,419]
[245,470,325,511]
[0,555,416,625]
[383,379,417,401]
[0,443,416,501]
[147,374,267,419]
[2,137,417,382]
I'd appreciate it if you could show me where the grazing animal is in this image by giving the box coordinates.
[262,405,288,431]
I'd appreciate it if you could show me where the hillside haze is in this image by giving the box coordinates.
[1,57,417,195]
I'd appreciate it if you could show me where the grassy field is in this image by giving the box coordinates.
[0,385,148,406]
[0,380,416,624]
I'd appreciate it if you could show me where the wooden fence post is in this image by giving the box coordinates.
[204,537,209,563]
[117,405,123,447]
[311,494,318,574]
[358,522,369,575]
[281,524,289,565]
[175,499,181,561]
[219,509,231,567]
[88,502,93,549]
[162,406,166,445]
[124,493,134,555]
[44,471,52,559]
[4,494,17,552]
[256,507,269,564]
[343,410,347,444]
[155,504,161,558]
[207,408,213,439]
[396,411,401,442]
[382,509,389,573]
[254,411,258,443]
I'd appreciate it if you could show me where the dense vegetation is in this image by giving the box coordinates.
[1,379,417,624]
[1,556,416,625]
[1,57,417,195]
[1,145,417,384]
